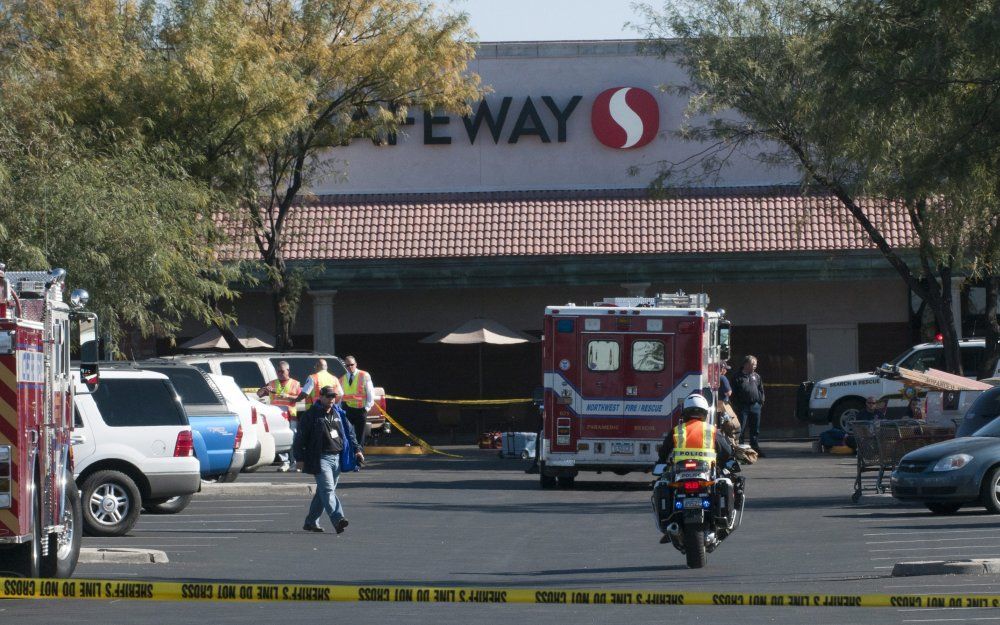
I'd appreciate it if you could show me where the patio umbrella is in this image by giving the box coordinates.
[421,318,537,435]
[179,325,276,350]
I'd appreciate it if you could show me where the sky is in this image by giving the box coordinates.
[452,0,648,42]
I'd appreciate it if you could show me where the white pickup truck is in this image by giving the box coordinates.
[797,338,1000,430]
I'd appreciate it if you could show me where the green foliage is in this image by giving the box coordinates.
[639,0,1000,372]
[0,116,242,346]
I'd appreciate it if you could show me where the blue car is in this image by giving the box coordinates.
[891,387,1000,514]
[138,361,245,482]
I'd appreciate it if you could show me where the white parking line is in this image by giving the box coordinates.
[143,519,274,525]
[865,529,999,536]
[87,543,223,549]
[180,505,301,510]
[870,544,1000,552]
[903,618,1000,623]
[189,499,303,504]
[871,552,1000,560]
[150,513,288,517]
[886,583,1000,589]
[868,536,1000,545]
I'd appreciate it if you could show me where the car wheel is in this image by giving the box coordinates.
[143,494,193,515]
[981,466,1000,514]
[81,470,141,537]
[832,399,865,432]
[925,502,962,515]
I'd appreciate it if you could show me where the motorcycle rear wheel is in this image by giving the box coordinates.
[683,525,707,569]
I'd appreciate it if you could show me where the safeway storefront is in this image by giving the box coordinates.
[183,40,926,437]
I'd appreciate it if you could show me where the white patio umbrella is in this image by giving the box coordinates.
[179,325,276,350]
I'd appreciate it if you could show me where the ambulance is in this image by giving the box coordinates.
[539,292,730,488]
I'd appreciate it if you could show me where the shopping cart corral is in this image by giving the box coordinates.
[851,419,955,502]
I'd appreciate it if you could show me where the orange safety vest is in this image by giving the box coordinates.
[340,370,369,409]
[671,419,717,463]
[267,378,301,418]
[306,370,340,404]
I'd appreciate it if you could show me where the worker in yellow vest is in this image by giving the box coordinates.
[340,355,375,451]
[300,359,343,405]
[258,360,302,472]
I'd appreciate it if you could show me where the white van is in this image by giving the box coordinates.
[72,367,201,536]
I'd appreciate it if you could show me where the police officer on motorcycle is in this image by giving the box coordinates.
[658,393,733,466]
[655,393,737,545]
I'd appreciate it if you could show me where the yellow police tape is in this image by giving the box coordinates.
[372,402,463,459]
[2,578,998,608]
[385,395,531,405]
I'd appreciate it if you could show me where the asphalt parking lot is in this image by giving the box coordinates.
[3,442,1000,624]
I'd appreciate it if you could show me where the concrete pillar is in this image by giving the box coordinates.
[621,282,651,298]
[310,290,337,355]
[951,278,964,339]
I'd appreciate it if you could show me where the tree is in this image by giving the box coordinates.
[0,0,314,351]
[237,0,481,349]
[0,2,251,352]
[639,0,1000,375]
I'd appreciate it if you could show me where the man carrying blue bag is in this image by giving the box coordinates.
[295,385,365,534]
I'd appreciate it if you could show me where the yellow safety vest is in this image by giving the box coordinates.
[341,370,369,409]
[268,378,301,418]
[671,420,717,463]
[306,370,340,404]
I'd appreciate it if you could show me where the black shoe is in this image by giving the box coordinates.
[302,524,324,533]
[334,518,349,534]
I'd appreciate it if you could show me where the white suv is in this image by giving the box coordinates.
[72,367,201,537]
[800,339,1000,430]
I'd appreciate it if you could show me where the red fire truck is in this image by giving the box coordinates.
[0,267,99,578]
[539,292,731,488]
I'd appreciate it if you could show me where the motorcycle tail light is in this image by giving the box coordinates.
[681,480,702,493]
[683,460,699,470]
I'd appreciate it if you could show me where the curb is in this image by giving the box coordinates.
[892,559,1000,577]
[198,482,314,496]
[79,548,168,564]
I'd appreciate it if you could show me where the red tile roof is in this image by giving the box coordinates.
[217,187,915,261]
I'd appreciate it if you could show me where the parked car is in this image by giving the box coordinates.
[209,373,276,472]
[891,388,1000,514]
[798,338,1000,431]
[136,360,244,482]
[171,352,389,442]
[72,367,201,536]
[956,386,1000,437]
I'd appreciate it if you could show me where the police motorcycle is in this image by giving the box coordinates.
[651,400,746,569]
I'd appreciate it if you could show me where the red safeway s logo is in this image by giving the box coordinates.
[591,87,659,149]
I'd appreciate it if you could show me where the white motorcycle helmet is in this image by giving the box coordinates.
[681,393,710,420]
